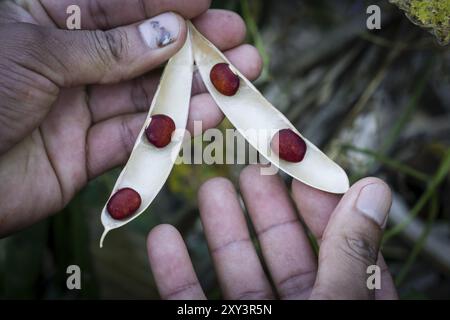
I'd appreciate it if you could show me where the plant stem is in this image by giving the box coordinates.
[341,145,430,182]
[380,57,434,154]
[241,0,271,82]
[395,194,439,286]
[383,148,450,244]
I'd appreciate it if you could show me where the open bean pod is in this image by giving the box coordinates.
[189,22,349,194]
[99,30,194,247]
[100,22,350,247]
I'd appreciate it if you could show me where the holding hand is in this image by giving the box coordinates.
[147,165,398,299]
[0,0,262,236]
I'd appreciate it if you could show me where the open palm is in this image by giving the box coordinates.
[147,165,398,299]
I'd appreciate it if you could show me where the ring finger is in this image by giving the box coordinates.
[239,165,317,299]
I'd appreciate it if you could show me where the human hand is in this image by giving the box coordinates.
[0,0,262,236]
[147,165,398,299]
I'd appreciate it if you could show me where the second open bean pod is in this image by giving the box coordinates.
[189,22,349,194]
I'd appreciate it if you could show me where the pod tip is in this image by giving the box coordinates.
[99,228,109,248]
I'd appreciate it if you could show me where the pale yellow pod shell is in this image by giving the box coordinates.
[189,22,349,194]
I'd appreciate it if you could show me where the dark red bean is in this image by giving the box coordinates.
[107,188,142,220]
[271,129,307,163]
[145,114,176,148]
[210,63,240,96]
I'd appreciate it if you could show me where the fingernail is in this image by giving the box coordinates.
[138,12,181,49]
[356,183,391,228]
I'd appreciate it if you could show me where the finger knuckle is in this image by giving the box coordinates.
[89,29,128,67]
[104,29,128,62]
[88,0,110,29]
[277,269,316,299]
[234,289,273,300]
[163,281,200,300]
[339,232,378,267]
[130,76,151,112]
[119,116,137,155]
[310,287,337,300]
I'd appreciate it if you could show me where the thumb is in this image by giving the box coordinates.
[0,13,184,153]
[310,177,392,299]
[7,12,185,87]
